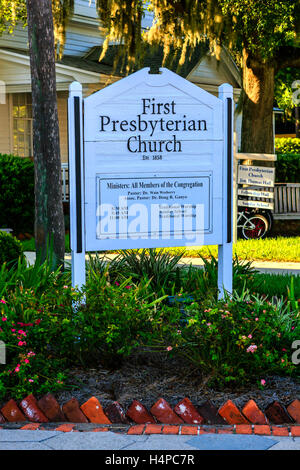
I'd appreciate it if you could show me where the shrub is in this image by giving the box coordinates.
[142,291,300,387]
[275,153,300,183]
[0,259,82,400]
[0,154,34,234]
[73,268,168,368]
[275,137,300,154]
[0,231,24,267]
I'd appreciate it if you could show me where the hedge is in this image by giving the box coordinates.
[275,153,300,183]
[275,137,300,154]
[0,154,34,234]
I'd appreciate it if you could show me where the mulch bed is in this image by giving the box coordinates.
[56,356,300,410]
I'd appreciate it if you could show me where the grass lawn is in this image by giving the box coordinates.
[166,236,300,262]
[21,235,300,262]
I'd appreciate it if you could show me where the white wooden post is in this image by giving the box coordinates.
[68,82,86,290]
[218,84,233,298]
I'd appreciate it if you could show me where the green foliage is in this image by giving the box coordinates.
[142,291,300,387]
[0,258,79,400]
[275,153,300,183]
[96,1,299,70]
[251,273,300,301]
[72,269,167,368]
[113,249,186,294]
[0,1,27,35]
[275,138,300,154]
[275,68,300,119]
[0,154,34,234]
[0,231,24,267]
[0,253,299,399]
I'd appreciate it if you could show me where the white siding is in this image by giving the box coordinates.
[189,56,233,86]
[74,0,98,18]
[0,25,28,52]
[64,30,103,57]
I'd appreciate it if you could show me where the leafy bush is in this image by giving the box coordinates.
[0,231,24,267]
[0,252,299,400]
[275,137,300,154]
[142,291,300,387]
[275,153,300,183]
[0,154,34,234]
[0,256,79,400]
[73,268,167,368]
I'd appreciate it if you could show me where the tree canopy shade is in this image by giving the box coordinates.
[96,0,300,153]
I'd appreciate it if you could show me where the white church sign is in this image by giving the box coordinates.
[68,68,233,297]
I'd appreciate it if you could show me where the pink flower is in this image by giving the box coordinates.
[1,317,7,322]
[255,318,259,321]
[63,285,68,289]
[261,379,266,386]
[125,286,131,289]
[15,367,20,373]
[246,344,257,353]
[0,299,6,304]
[282,348,287,352]
[28,379,34,383]
[115,282,120,286]
[24,359,30,364]
[18,341,26,346]
[248,334,252,339]
[166,346,173,351]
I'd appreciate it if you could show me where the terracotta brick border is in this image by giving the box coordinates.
[0,393,299,436]
[0,422,299,436]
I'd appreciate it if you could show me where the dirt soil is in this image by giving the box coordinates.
[56,356,300,411]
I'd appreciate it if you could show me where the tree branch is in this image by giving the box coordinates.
[275,46,300,72]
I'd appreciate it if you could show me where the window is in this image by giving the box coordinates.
[12,93,33,157]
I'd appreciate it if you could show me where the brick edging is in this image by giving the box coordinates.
[0,423,300,437]
[1,394,299,430]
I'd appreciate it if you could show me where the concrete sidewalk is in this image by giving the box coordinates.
[25,252,300,276]
[0,429,300,450]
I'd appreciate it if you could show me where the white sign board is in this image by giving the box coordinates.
[238,165,275,187]
[238,188,274,199]
[238,199,274,210]
[68,68,233,297]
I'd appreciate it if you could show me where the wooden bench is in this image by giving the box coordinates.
[273,183,300,219]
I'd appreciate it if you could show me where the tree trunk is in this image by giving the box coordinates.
[26,0,65,269]
[241,49,275,154]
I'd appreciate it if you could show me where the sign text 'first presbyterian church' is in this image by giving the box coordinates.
[99,97,208,154]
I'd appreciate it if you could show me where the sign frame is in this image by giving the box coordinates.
[68,68,233,298]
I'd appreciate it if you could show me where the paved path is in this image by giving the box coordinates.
[25,252,300,276]
[0,429,300,450]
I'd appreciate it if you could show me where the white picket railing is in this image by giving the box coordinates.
[61,163,69,202]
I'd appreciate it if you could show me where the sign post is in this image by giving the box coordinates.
[218,84,233,298]
[68,82,85,289]
[68,68,234,298]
